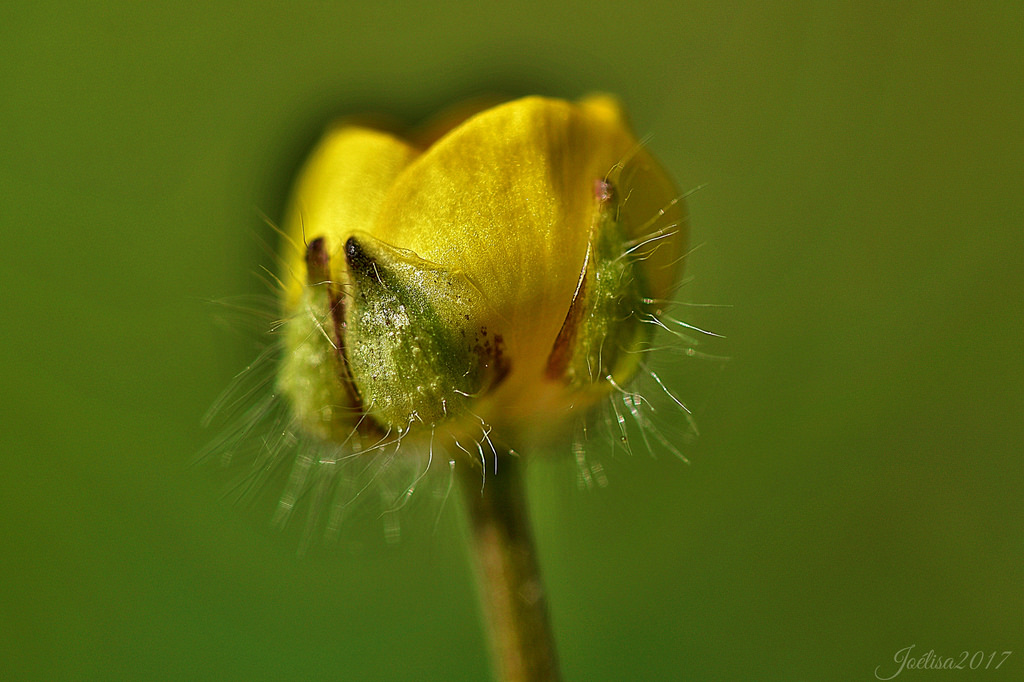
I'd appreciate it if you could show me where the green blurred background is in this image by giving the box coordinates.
[2,2,1021,680]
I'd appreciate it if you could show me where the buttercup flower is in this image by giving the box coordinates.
[276,95,688,457]
[204,94,698,682]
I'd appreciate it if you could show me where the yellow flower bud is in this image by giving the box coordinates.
[277,95,687,454]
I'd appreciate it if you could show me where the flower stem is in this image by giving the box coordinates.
[459,454,562,682]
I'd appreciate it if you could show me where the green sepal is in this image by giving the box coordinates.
[549,195,653,391]
[343,233,509,430]
[276,256,360,443]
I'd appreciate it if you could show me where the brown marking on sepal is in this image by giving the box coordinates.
[305,237,364,413]
[305,237,330,285]
[545,241,591,380]
[344,235,382,285]
[473,328,511,391]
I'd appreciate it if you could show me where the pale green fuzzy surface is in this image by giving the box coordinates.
[276,285,354,443]
[563,204,651,390]
[343,235,492,429]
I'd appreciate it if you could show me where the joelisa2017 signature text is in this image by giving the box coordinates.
[875,646,1012,680]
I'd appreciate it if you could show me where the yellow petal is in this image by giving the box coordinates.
[369,97,636,383]
[281,125,419,309]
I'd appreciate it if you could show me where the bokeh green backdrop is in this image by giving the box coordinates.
[2,3,1021,680]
